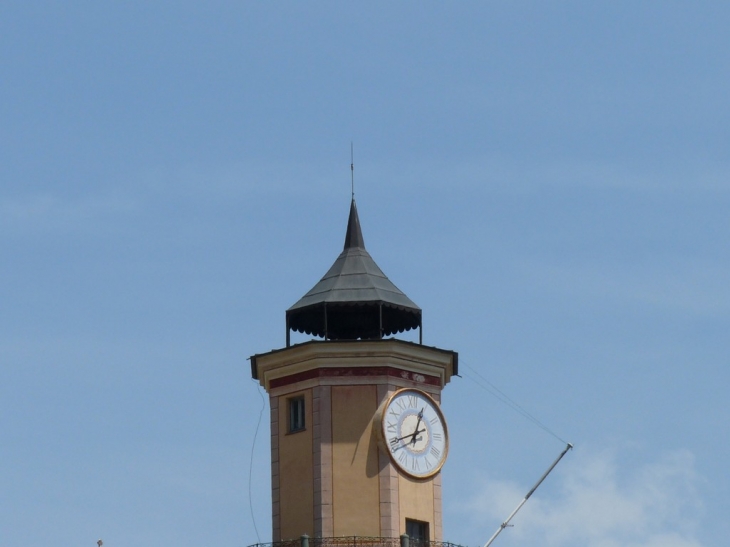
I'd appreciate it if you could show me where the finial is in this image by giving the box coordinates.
[350,142,354,200]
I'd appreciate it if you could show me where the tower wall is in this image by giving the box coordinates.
[331,385,380,535]
[276,388,314,540]
[253,339,457,541]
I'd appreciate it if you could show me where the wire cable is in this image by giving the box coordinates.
[461,359,569,445]
[248,380,266,543]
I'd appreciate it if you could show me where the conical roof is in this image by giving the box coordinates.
[287,200,421,342]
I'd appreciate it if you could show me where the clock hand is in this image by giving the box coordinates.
[410,408,424,445]
[392,428,426,444]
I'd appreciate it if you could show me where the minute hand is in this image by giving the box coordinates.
[410,408,425,444]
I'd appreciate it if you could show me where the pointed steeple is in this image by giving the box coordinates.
[343,199,365,249]
[286,200,422,345]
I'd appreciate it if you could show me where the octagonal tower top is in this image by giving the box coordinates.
[286,199,422,346]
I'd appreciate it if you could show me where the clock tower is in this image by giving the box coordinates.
[251,199,458,543]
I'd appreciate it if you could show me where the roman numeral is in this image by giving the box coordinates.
[430,446,441,458]
[412,458,420,471]
[386,421,397,433]
[407,395,418,408]
[429,416,438,425]
[432,432,442,441]
[396,399,407,411]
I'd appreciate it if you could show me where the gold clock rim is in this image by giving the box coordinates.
[380,387,450,480]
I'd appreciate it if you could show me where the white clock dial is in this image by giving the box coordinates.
[380,388,448,479]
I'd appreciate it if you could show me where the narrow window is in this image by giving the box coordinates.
[405,519,429,544]
[288,396,305,433]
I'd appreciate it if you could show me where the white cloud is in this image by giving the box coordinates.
[0,192,137,232]
[0,160,340,235]
[458,448,705,547]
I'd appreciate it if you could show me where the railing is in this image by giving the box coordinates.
[311,537,399,547]
[248,536,466,547]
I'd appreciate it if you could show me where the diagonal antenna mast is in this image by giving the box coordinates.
[483,443,573,547]
[350,142,354,200]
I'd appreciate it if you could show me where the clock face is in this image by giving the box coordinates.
[380,388,449,479]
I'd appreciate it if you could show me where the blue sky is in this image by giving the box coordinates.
[1,3,728,547]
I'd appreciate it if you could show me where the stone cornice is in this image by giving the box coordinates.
[251,339,457,393]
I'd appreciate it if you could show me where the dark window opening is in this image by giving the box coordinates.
[406,518,429,544]
[288,396,305,433]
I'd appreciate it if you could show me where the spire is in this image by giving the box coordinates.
[343,199,365,249]
[286,200,422,345]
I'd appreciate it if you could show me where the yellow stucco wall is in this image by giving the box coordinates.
[398,474,435,539]
[278,389,314,539]
[331,385,381,536]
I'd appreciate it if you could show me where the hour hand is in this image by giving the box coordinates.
[392,430,423,444]
[390,428,425,450]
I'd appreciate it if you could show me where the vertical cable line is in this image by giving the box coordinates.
[461,359,569,445]
[248,380,266,543]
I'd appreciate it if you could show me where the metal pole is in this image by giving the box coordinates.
[483,443,573,547]
[324,303,328,340]
[379,302,383,339]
